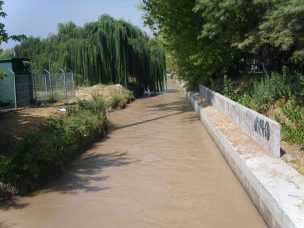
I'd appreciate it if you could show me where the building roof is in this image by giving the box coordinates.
[0,58,30,63]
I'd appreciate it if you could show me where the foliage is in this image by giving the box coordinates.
[107,93,127,109]
[0,71,6,79]
[238,94,256,110]
[143,0,304,150]
[276,103,304,146]
[294,75,304,105]
[143,0,207,88]
[242,0,304,68]
[1,98,106,192]
[0,88,132,199]
[142,0,304,84]
[0,0,26,79]
[123,90,135,102]
[14,16,166,94]
[250,73,294,111]
[0,0,26,46]
[106,88,134,109]
[223,75,237,101]
[0,90,133,199]
[0,48,14,58]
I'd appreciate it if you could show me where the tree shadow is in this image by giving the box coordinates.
[0,150,139,211]
[0,200,29,211]
[0,221,14,228]
[109,97,200,131]
[41,151,140,195]
[109,111,187,131]
[136,91,161,100]
[163,88,179,93]
[148,99,189,112]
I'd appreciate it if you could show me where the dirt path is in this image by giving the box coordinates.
[0,79,266,228]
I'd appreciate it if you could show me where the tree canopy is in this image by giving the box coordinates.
[15,15,166,92]
[143,0,304,89]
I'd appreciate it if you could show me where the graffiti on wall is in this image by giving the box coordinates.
[254,117,270,141]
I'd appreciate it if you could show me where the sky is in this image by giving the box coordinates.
[1,0,150,49]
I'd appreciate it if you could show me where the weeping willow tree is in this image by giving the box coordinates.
[14,15,166,92]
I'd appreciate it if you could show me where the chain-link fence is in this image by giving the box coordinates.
[32,72,75,104]
[0,71,75,110]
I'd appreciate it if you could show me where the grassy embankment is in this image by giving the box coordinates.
[210,73,304,173]
[0,84,135,202]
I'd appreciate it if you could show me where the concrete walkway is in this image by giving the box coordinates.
[0,79,266,228]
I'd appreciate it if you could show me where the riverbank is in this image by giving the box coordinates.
[0,84,134,201]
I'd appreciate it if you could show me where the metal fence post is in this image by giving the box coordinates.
[8,68,17,109]
[44,69,52,101]
[71,72,75,96]
[32,74,37,104]
[60,69,67,98]
[44,73,48,99]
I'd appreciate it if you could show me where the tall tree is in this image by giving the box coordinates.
[143,0,304,88]
[15,15,166,92]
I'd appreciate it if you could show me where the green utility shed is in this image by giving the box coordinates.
[0,58,33,108]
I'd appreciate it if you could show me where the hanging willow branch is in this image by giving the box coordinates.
[15,15,166,93]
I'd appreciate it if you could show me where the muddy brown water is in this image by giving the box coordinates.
[0,79,266,228]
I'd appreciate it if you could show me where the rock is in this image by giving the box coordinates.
[59,108,66,112]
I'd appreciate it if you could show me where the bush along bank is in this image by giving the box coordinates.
[0,89,134,202]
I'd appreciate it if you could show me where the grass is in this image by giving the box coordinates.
[276,102,304,146]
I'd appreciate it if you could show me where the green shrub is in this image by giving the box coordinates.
[276,103,304,145]
[0,97,107,193]
[294,74,304,105]
[251,73,294,111]
[76,96,106,116]
[238,93,255,109]
[124,90,135,102]
[0,156,11,181]
[0,72,7,80]
[0,86,135,198]
[107,93,127,109]
[223,75,237,101]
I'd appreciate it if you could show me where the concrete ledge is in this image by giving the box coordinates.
[199,86,281,157]
[186,91,304,228]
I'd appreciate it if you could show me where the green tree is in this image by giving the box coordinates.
[0,0,26,45]
[0,0,25,79]
[15,15,166,92]
[143,0,208,89]
[143,0,304,88]
[251,0,304,71]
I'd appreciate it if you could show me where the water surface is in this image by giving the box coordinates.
[0,79,266,228]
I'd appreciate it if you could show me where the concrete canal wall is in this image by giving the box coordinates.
[199,86,281,158]
[183,85,304,228]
